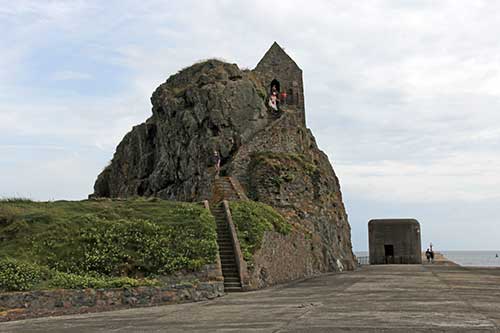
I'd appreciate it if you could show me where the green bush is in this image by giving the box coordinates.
[47,271,158,289]
[32,216,217,277]
[229,201,291,262]
[0,199,219,291]
[0,258,44,291]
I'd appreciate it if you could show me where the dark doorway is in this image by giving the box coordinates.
[270,79,280,93]
[384,244,394,264]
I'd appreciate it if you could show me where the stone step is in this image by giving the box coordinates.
[224,286,243,292]
[217,235,232,239]
[224,279,241,285]
[221,261,237,267]
[221,264,237,270]
[222,272,240,278]
[219,254,235,259]
[220,256,236,262]
[221,271,239,277]
[222,274,239,280]
[217,239,232,243]
[217,237,232,241]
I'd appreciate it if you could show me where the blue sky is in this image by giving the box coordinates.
[1,1,499,251]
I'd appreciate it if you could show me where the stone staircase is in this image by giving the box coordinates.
[212,203,243,292]
[211,176,248,204]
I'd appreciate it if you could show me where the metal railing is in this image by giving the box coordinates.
[357,256,370,266]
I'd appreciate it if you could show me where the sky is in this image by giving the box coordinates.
[1,0,499,251]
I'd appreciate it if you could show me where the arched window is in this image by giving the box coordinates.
[270,79,280,93]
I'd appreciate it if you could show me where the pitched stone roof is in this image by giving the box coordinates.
[255,42,301,71]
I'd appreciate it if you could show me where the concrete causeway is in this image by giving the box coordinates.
[1,264,500,332]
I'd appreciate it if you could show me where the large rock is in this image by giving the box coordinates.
[93,60,269,201]
[92,42,357,275]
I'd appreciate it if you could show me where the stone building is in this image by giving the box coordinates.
[254,42,306,126]
[368,219,422,264]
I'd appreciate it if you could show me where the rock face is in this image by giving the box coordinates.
[94,60,269,201]
[92,42,357,276]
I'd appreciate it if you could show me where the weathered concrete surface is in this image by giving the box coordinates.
[2,264,500,332]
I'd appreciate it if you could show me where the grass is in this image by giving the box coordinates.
[0,199,218,292]
[229,201,291,263]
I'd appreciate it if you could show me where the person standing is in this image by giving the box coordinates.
[213,150,221,178]
[425,249,431,263]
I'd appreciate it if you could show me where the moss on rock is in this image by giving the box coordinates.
[229,201,291,262]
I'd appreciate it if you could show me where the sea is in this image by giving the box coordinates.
[354,251,500,267]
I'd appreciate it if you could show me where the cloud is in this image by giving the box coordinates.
[51,70,92,81]
[336,152,500,203]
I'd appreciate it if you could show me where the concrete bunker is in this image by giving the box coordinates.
[368,219,422,264]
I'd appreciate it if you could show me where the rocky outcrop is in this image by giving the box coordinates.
[92,42,357,279]
[93,60,270,201]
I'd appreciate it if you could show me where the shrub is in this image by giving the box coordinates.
[47,271,158,290]
[32,216,217,277]
[0,259,44,291]
[229,201,291,262]
[0,199,218,284]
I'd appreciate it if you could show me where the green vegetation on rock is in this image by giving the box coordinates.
[0,199,217,292]
[249,152,318,186]
[229,201,291,262]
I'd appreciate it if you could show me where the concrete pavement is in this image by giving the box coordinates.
[1,264,500,332]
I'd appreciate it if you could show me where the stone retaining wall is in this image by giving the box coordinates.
[0,265,224,322]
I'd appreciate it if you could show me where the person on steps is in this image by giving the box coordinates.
[269,90,279,111]
[213,150,221,179]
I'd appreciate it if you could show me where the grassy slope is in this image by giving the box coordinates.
[0,199,218,291]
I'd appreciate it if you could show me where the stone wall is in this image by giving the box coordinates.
[0,264,224,322]
[246,230,326,289]
[228,112,356,278]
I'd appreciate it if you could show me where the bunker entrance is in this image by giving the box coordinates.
[384,244,394,264]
